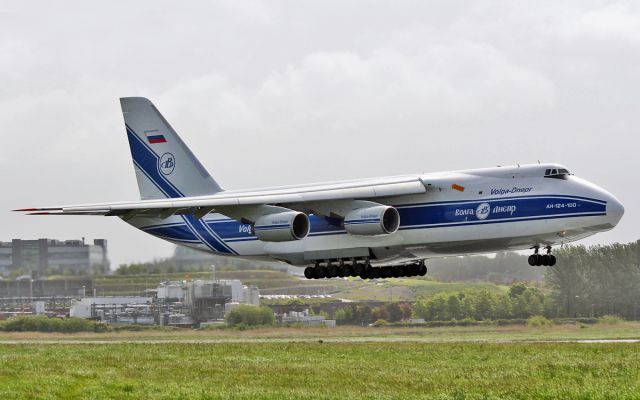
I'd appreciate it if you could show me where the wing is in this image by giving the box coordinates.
[15,175,427,221]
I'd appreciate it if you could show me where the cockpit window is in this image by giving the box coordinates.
[544,167,571,180]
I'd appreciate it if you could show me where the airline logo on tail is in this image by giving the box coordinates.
[144,130,167,144]
[160,153,176,175]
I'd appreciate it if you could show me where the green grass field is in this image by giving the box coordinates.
[1,324,640,399]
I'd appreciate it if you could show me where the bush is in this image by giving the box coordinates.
[225,305,275,327]
[0,316,108,333]
[598,315,624,325]
[527,315,553,328]
[371,319,388,327]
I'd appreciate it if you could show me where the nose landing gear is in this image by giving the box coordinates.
[528,246,556,267]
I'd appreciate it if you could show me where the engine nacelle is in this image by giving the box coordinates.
[254,211,310,242]
[344,206,400,236]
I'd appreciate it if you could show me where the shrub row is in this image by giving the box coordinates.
[0,316,108,333]
[377,316,609,328]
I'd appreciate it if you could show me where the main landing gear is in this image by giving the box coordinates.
[304,258,427,280]
[528,246,556,267]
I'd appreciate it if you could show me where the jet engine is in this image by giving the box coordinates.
[344,206,400,236]
[254,211,310,242]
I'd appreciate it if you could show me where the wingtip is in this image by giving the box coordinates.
[27,212,52,215]
[13,208,39,212]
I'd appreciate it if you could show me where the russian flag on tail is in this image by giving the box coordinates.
[145,131,167,144]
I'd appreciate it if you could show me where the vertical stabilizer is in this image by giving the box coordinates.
[120,97,223,199]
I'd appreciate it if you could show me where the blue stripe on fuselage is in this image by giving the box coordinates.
[139,195,607,244]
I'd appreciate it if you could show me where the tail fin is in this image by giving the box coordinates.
[120,97,223,199]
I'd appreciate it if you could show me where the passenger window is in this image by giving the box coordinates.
[545,169,551,175]
[551,169,557,175]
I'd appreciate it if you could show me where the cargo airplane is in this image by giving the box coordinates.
[15,97,625,280]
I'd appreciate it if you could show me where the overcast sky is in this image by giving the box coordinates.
[1,1,638,268]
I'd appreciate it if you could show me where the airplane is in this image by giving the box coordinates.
[15,97,625,280]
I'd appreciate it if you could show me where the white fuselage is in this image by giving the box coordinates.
[128,164,624,266]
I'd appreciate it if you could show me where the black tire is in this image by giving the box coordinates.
[327,265,339,278]
[541,255,551,266]
[336,266,346,278]
[534,254,543,267]
[528,255,537,266]
[343,265,353,277]
[314,266,327,279]
[354,264,365,276]
[549,255,557,266]
[407,264,419,277]
[418,264,427,276]
[304,267,314,279]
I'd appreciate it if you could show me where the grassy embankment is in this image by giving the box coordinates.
[0,339,639,399]
[0,321,639,342]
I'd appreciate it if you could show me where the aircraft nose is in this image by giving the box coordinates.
[607,195,625,226]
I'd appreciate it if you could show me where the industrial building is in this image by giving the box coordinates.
[68,279,260,327]
[0,238,109,278]
[278,309,336,327]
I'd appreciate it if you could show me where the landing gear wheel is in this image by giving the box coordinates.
[528,255,537,266]
[343,265,353,277]
[533,254,542,266]
[314,266,327,279]
[336,265,345,278]
[304,267,314,279]
[327,265,339,278]
[541,255,551,266]
[549,255,557,266]
[418,263,427,276]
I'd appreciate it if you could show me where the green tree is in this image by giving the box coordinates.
[494,294,513,319]
[509,283,527,298]
[386,303,404,322]
[225,305,275,327]
[446,294,462,320]
[472,290,496,320]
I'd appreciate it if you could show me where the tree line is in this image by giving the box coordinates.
[331,241,640,325]
[546,241,640,319]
